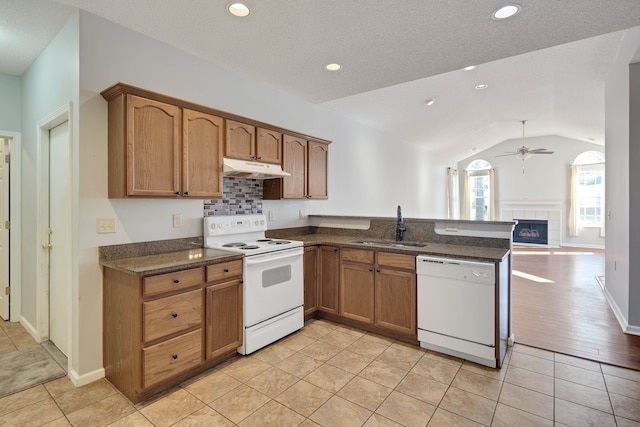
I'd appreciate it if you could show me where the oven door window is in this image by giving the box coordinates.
[263,265,291,288]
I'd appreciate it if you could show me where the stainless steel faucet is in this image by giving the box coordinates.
[396,205,406,241]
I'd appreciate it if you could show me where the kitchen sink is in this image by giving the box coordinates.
[353,240,427,248]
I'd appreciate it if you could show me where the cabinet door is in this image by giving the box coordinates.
[375,268,416,336]
[127,95,182,196]
[307,141,328,199]
[256,128,282,164]
[225,120,256,161]
[282,135,307,199]
[205,279,243,360]
[304,246,319,317]
[340,262,375,324]
[182,109,223,198]
[318,246,340,314]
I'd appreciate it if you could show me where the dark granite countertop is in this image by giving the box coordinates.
[100,248,243,276]
[283,234,510,262]
[308,214,516,226]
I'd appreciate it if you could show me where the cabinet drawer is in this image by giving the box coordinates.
[206,260,243,283]
[143,289,202,343]
[341,248,374,264]
[143,268,203,298]
[142,329,202,389]
[377,252,416,271]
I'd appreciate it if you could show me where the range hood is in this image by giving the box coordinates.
[222,157,291,179]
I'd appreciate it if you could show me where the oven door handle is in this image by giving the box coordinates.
[244,251,302,266]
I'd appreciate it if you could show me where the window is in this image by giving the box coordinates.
[569,151,605,236]
[464,160,495,221]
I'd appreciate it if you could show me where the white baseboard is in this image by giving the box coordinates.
[19,316,38,341]
[69,367,105,387]
[560,243,605,250]
[625,324,640,336]
[602,286,630,333]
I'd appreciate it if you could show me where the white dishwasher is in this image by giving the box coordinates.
[416,255,497,368]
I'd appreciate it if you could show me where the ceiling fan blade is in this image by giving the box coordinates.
[496,153,519,157]
[529,148,554,154]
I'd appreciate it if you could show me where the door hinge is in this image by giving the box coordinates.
[4,286,9,296]
[4,154,9,164]
[4,221,9,230]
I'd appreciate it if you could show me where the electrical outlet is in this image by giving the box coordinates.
[97,218,116,234]
[173,214,182,228]
[267,211,274,221]
[299,209,307,219]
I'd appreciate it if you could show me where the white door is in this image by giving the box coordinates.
[0,138,9,320]
[47,122,71,356]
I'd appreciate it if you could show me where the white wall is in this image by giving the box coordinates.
[77,12,447,378]
[458,135,604,248]
[0,73,21,132]
[628,62,640,330]
[603,29,640,333]
[21,12,79,346]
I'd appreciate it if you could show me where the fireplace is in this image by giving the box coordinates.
[513,219,548,245]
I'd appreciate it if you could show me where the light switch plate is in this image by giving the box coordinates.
[97,218,116,234]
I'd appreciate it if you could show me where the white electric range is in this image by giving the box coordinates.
[203,214,304,355]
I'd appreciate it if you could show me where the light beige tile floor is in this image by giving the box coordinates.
[2,318,640,426]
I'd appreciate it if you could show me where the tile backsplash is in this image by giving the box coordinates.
[203,177,263,216]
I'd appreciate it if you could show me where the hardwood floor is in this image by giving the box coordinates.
[511,246,640,370]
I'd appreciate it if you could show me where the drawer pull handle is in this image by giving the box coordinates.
[173,279,180,284]
[223,268,229,273]
[171,354,178,360]
[171,313,178,318]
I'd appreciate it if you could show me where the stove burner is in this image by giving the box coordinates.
[238,245,260,250]
[269,240,291,245]
[257,239,273,242]
[222,242,247,248]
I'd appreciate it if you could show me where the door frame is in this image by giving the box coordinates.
[0,130,21,322]
[36,102,72,363]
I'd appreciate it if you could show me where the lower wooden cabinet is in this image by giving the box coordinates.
[340,249,375,324]
[303,246,319,317]
[328,248,417,339]
[318,246,340,314]
[205,278,242,360]
[103,259,243,403]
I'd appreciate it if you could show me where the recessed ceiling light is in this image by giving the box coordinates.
[475,84,489,90]
[463,65,476,71]
[325,63,342,71]
[425,98,435,107]
[228,2,250,17]
[492,4,521,20]
[471,147,477,152]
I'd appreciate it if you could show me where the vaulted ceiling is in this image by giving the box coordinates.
[4,0,640,159]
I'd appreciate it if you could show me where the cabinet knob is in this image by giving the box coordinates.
[333,248,338,252]
[173,279,180,284]
[376,269,380,273]
[171,354,178,360]
[175,191,180,196]
[369,268,373,272]
[184,191,189,196]
[257,156,262,160]
[224,268,229,273]
[171,313,178,318]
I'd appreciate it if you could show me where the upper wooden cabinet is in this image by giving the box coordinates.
[102,87,223,198]
[263,135,329,200]
[225,121,282,165]
[256,128,282,164]
[183,110,224,198]
[102,83,329,199]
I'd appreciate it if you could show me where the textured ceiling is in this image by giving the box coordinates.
[4,0,640,159]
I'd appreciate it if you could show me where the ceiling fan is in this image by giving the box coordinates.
[497,120,554,161]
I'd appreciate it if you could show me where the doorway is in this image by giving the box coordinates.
[37,104,72,359]
[0,137,10,321]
